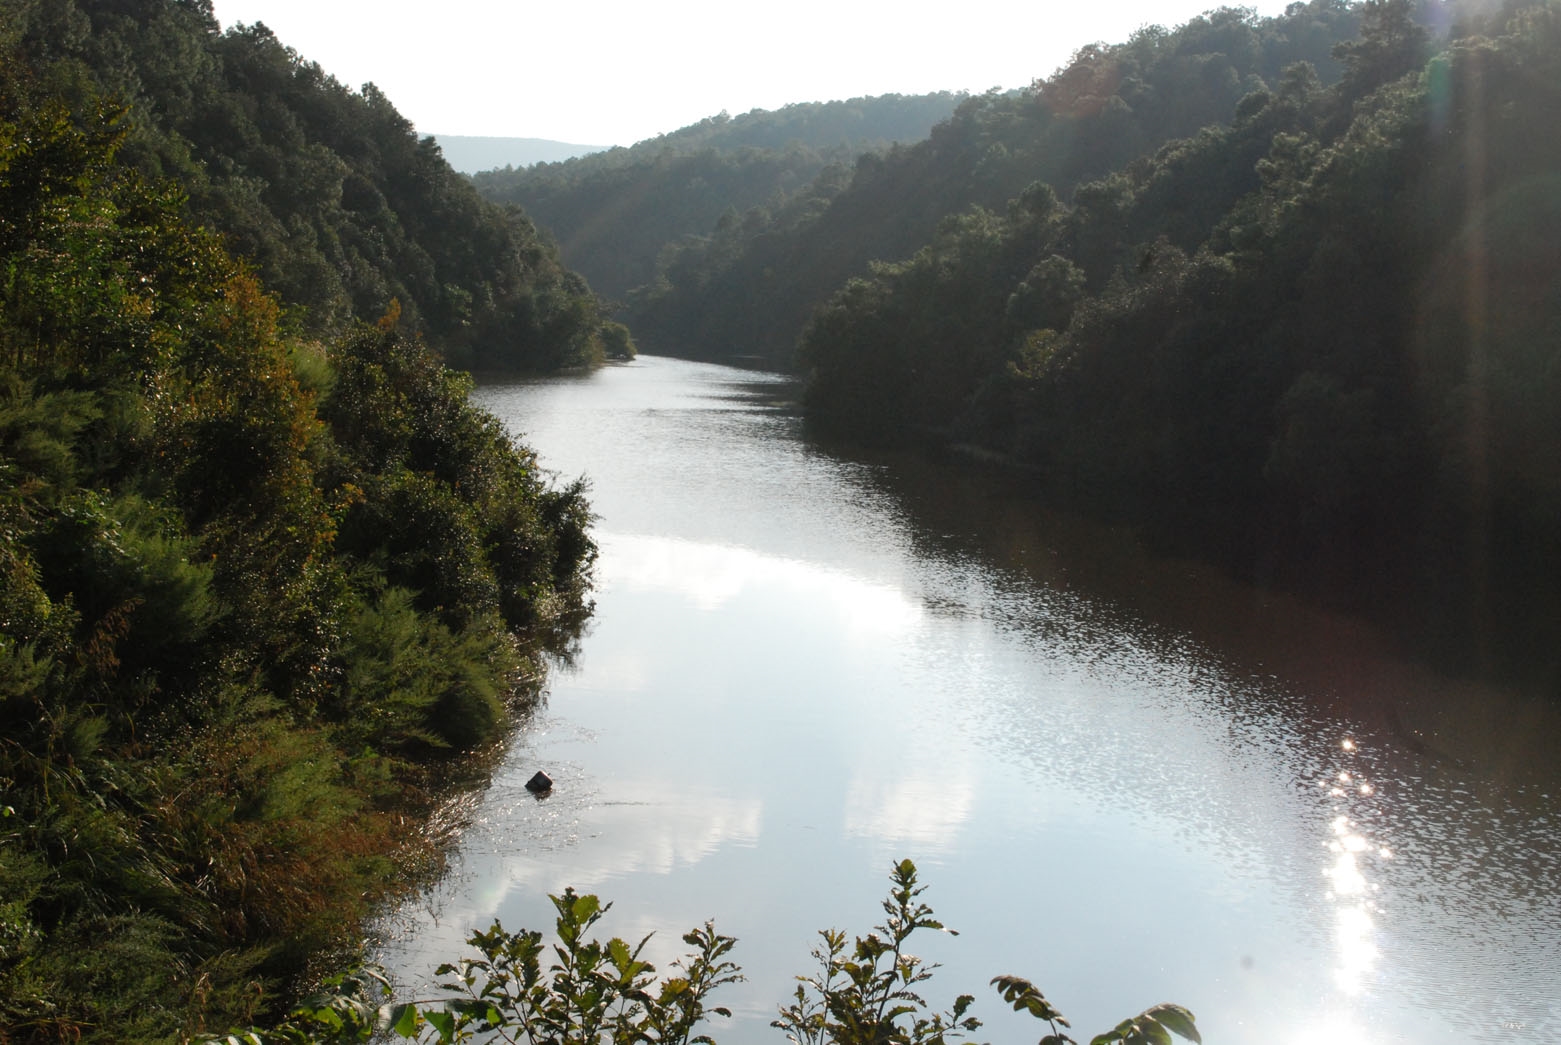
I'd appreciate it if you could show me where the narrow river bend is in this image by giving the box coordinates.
[377,356,1561,1045]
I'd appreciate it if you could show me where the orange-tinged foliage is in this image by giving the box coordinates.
[1,51,593,1041]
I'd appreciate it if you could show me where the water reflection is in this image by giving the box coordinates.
[1325,736,1387,1002]
[376,358,1561,1045]
[607,533,922,635]
[843,765,976,846]
[1325,812,1380,995]
[380,708,768,972]
[1286,1014,1376,1045]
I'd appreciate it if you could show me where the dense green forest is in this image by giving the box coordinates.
[793,0,1561,688]
[472,94,964,302]
[620,2,1365,363]
[0,2,605,1040]
[2,0,631,371]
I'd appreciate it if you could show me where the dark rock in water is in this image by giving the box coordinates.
[525,770,553,793]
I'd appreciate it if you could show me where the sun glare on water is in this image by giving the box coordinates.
[1284,1013,1379,1045]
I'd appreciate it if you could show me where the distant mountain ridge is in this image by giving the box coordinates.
[432,134,610,173]
[472,92,966,300]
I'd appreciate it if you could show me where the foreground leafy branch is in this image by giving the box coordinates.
[209,888,740,1045]
[213,861,1197,1045]
[772,858,979,1045]
[990,975,1199,1045]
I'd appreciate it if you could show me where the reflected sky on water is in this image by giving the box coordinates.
[376,356,1561,1044]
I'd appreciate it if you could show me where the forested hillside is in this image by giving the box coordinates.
[473,93,964,301]
[797,0,1561,687]
[0,4,602,1040]
[624,2,1363,363]
[4,0,629,371]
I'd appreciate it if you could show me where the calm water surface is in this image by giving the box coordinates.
[377,356,1561,1044]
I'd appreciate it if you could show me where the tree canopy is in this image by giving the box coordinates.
[794,0,1561,688]
[3,0,630,370]
[0,18,599,1040]
[621,2,1363,365]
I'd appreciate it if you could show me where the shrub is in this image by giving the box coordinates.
[210,861,1199,1045]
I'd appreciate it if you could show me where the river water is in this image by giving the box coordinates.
[377,355,1561,1044]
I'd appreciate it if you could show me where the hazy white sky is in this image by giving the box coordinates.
[208,0,1291,147]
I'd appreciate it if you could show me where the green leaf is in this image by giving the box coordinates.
[423,1009,456,1042]
[609,935,633,969]
[311,1007,344,1032]
[390,1003,419,1037]
[1144,1005,1201,1043]
[990,974,1067,1022]
[1134,1017,1174,1045]
[571,892,603,924]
